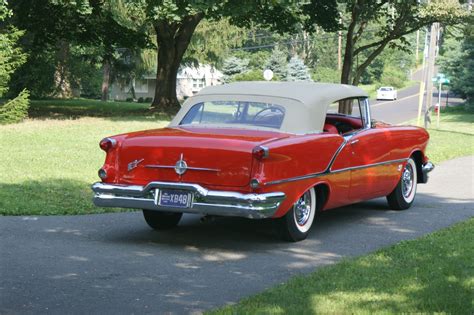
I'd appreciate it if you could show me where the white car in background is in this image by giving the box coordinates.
[376,87,397,101]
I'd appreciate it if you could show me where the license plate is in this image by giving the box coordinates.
[158,189,192,208]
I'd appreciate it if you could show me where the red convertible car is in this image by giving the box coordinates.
[92,82,434,241]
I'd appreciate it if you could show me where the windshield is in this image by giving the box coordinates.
[179,101,285,129]
[379,87,393,91]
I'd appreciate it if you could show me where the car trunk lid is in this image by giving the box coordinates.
[116,126,288,187]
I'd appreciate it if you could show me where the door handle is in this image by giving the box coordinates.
[350,139,360,145]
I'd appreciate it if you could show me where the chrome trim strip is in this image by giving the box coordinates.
[330,158,408,174]
[144,165,220,172]
[264,171,327,186]
[264,158,408,186]
[92,182,285,219]
[326,138,348,172]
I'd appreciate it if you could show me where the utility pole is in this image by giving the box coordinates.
[424,22,439,129]
[337,18,342,71]
[415,30,420,66]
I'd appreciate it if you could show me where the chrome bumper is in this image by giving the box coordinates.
[420,162,435,184]
[91,181,286,219]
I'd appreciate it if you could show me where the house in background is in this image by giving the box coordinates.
[110,64,223,101]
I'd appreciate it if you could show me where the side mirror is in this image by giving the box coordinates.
[371,119,377,128]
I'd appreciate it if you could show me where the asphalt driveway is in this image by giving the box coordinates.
[1,156,473,314]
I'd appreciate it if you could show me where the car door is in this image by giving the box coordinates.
[345,99,397,202]
[347,129,396,201]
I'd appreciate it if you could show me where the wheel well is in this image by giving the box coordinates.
[411,151,424,183]
[313,183,329,212]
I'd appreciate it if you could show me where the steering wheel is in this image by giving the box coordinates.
[252,106,284,122]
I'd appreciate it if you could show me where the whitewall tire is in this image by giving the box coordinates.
[387,158,417,210]
[276,187,317,242]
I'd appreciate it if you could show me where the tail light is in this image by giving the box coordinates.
[98,168,107,180]
[252,146,269,160]
[99,137,117,152]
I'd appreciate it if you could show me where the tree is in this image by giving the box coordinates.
[287,56,312,81]
[111,0,339,113]
[222,56,249,82]
[338,0,465,114]
[265,47,288,80]
[0,0,29,124]
[438,16,474,111]
[8,0,148,100]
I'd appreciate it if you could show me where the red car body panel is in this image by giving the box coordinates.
[99,121,429,218]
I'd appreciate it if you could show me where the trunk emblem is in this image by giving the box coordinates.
[128,158,144,172]
[175,154,188,175]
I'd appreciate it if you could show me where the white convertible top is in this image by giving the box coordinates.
[170,82,368,134]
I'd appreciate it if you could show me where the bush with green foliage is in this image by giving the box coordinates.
[379,66,407,89]
[312,67,340,83]
[232,69,263,82]
[0,89,30,124]
[0,0,29,123]
[286,56,312,81]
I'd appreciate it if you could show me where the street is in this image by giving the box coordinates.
[1,155,473,314]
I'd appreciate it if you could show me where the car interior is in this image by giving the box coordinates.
[323,98,366,135]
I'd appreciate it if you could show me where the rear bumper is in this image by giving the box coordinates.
[420,161,435,184]
[91,182,286,219]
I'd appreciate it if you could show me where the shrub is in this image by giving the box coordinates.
[0,89,30,124]
[232,69,263,82]
[137,97,144,103]
[144,97,153,103]
[379,66,407,89]
[312,67,340,83]
[125,97,134,102]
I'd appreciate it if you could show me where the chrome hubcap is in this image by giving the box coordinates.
[294,191,312,226]
[402,163,414,198]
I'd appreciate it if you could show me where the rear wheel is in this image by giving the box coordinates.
[276,187,316,242]
[386,158,417,210]
[142,210,182,230]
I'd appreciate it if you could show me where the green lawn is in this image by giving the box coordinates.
[413,106,474,164]
[0,117,167,215]
[209,218,474,314]
[29,98,153,118]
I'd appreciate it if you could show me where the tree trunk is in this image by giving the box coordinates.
[101,58,111,101]
[54,39,72,98]
[339,2,359,115]
[151,14,204,113]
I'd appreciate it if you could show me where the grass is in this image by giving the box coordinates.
[410,106,474,164]
[208,218,474,314]
[0,117,168,215]
[29,98,152,118]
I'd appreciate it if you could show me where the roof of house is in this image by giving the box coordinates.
[170,81,368,134]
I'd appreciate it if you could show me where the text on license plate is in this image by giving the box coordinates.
[158,189,192,208]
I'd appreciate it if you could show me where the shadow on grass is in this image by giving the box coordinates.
[28,98,175,122]
[0,179,131,216]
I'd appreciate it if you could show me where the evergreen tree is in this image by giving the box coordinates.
[265,47,287,80]
[0,0,29,124]
[286,56,312,81]
[460,16,474,111]
[222,56,249,82]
